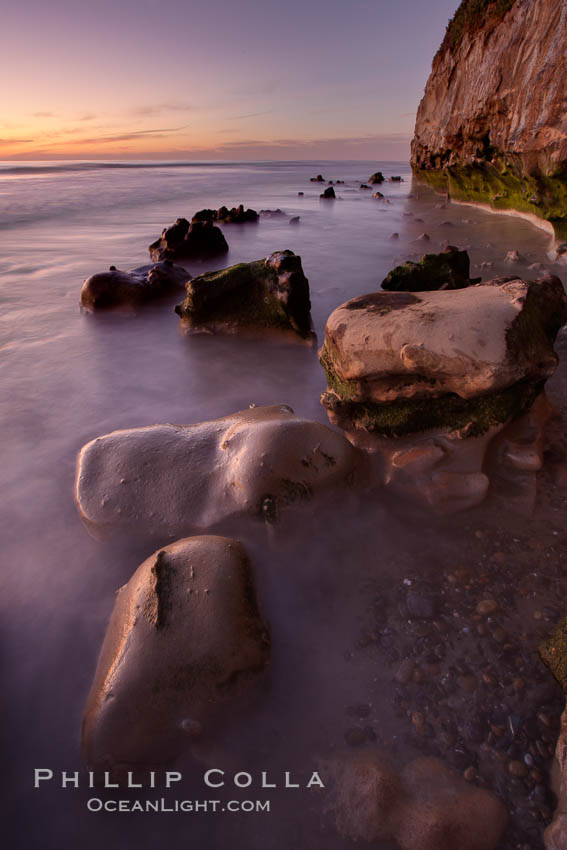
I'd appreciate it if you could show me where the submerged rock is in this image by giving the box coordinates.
[325,751,507,850]
[321,186,336,199]
[80,262,189,310]
[310,174,325,182]
[368,172,385,184]
[82,535,269,775]
[381,246,480,292]
[174,250,313,340]
[75,404,361,539]
[149,217,228,262]
[216,205,258,223]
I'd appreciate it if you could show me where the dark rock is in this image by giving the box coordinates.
[289,216,300,224]
[381,246,481,292]
[259,209,286,218]
[149,217,228,262]
[389,176,403,182]
[175,250,313,339]
[321,186,336,199]
[310,174,325,182]
[368,172,385,184]
[216,204,259,223]
[80,262,190,311]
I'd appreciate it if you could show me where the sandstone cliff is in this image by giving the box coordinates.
[411,0,567,240]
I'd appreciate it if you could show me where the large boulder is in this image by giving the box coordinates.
[325,751,507,850]
[381,247,481,292]
[320,275,567,439]
[82,536,270,775]
[368,172,385,184]
[80,262,189,310]
[174,250,313,340]
[320,274,566,511]
[149,217,228,262]
[75,404,361,539]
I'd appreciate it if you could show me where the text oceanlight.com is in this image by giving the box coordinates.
[86,798,271,813]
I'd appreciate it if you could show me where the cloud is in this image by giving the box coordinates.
[79,114,98,122]
[67,125,191,146]
[130,103,197,117]
[227,110,273,120]
[32,112,55,118]
[0,138,35,146]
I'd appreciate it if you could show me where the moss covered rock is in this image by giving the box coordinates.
[82,535,270,775]
[149,217,229,262]
[320,275,567,438]
[175,249,313,339]
[382,246,480,292]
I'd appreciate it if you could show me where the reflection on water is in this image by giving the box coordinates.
[1,160,565,849]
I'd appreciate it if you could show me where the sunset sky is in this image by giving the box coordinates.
[2,0,459,161]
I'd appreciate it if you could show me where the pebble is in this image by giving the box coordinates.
[508,760,529,778]
[406,589,437,619]
[463,766,476,782]
[477,599,499,615]
[459,673,477,693]
[394,658,415,684]
[411,711,426,735]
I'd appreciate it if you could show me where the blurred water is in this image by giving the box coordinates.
[0,160,564,850]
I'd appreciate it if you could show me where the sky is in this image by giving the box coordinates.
[1,0,459,161]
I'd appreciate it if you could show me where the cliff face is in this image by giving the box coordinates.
[411,0,567,240]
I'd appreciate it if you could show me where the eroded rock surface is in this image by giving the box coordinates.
[75,404,361,539]
[80,262,189,310]
[325,751,507,850]
[149,217,228,262]
[174,250,313,340]
[82,535,269,775]
[381,246,480,292]
[541,618,567,848]
[411,0,567,239]
[320,275,566,511]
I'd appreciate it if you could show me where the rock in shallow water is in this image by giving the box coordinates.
[82,535,269,776]
[80,262,190,310]
[174,250,313,340]
[75,404,361,539]
[149,217,228,262]
[381,246,480,292]
[320,275,566,438]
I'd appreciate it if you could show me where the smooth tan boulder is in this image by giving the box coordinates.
[82,536,269,775]
[75,405,361,539]
[325,751,507,850]
[320,276,566,422]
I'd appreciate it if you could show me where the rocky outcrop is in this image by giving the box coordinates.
[149,217,228,262]
[324,751,507,850]
[320,186,336,199]
[75,404,361,539]
[174,250,313,340]
[193,205,259,224]
[411,0,567,240]
[80,262,189,310]
[319,275,566,511]
[82,536,269,775]
[368,172,384,184]
[381,247,480,292]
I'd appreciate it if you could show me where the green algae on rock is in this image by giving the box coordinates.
[381,246,480,293]
[319,275,567,438]
[411,0,567,242]
[175,250,313,340]
[541,618,567,692]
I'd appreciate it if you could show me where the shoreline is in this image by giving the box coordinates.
[446,196,565,263]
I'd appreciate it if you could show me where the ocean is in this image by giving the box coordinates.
[1,159,564,849]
